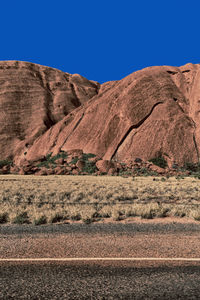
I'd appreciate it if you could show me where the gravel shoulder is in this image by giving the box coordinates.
[1,218,200,259]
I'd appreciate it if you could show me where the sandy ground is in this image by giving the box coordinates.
[1,217,200,259]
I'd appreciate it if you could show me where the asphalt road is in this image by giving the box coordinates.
[1,220,200,299]
[1,260,200,299]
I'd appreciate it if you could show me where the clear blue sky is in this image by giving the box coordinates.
[1,0,200,83]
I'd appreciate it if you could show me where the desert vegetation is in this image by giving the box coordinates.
[0,175,200,225]
[0,159,12,168]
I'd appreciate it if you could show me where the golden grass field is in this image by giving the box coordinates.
[0,175,200,224]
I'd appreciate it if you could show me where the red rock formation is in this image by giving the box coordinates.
[0,61,99,164]
[1,61,200,167]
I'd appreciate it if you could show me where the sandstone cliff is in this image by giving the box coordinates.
[0,61,200,168]
[0,61,99,163]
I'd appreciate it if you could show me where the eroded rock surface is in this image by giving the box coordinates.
[0,61,99,164]
[1,61,200,168]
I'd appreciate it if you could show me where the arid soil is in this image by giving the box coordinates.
[1,175,200,224]
[1,221,200,259]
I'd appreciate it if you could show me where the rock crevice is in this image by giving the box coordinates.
[111,101,164,160]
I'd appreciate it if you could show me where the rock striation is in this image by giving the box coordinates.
[1,61,200,170]
[0,61,99,164]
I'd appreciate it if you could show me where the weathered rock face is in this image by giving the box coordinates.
[1,61,200,167]
[0,61,99,163]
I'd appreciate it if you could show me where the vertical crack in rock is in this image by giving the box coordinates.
[193,133,199,162]
[72,112,85,132]
[32,122,64,158]
[70,83,81,107]
[32,69,56,130]
[111,101,164,160]
[58,112,85,151]
[36,71,45,89]
[43,89,56,129]
[190,118,199,162]
[95,82,101,94]
[49,122,66,151]
[43,104,56,129]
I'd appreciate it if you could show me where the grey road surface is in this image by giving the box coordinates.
[1,221,200,299]
[1,260,200,299]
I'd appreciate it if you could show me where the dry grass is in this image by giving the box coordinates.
[0,175,200,224]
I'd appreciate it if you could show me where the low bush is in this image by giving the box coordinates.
[183,162,200,172]
[34,215,47,225]
[0,212,8,224]
[149,155,167,169]
[13,211,30,224]
[83,161,97,174]
[70,214,81,221]
[82,217,93,224]
[0,160,12,168]
[118,169,132,176]
[82,153,96,159]
[161,177,166,182]
[50,213,64,223]
[69,157,79,165]
[82,153,97,174]
[37,151,68,168]
[135,167,157,176]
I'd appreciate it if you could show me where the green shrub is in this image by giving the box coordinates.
[118,168,132,176]
[13,212,30,224]
[46,153,53,160]
[36,161,50,168]
[69,157,79,165]
[161,177,166,182]
[0,212,8,224]
[82,217,93,224]
[82,153,96,160]
[83,161,97,174]
[68,152,97,172]
[0,160,12,168]
[149,155,167,169]
[49,151,68,163]
[81,153,97,174]
[183,162,199,172]
[37,151,68,168]
[135,167,157,176]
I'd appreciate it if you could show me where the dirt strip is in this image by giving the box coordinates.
[1,218,200,259]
